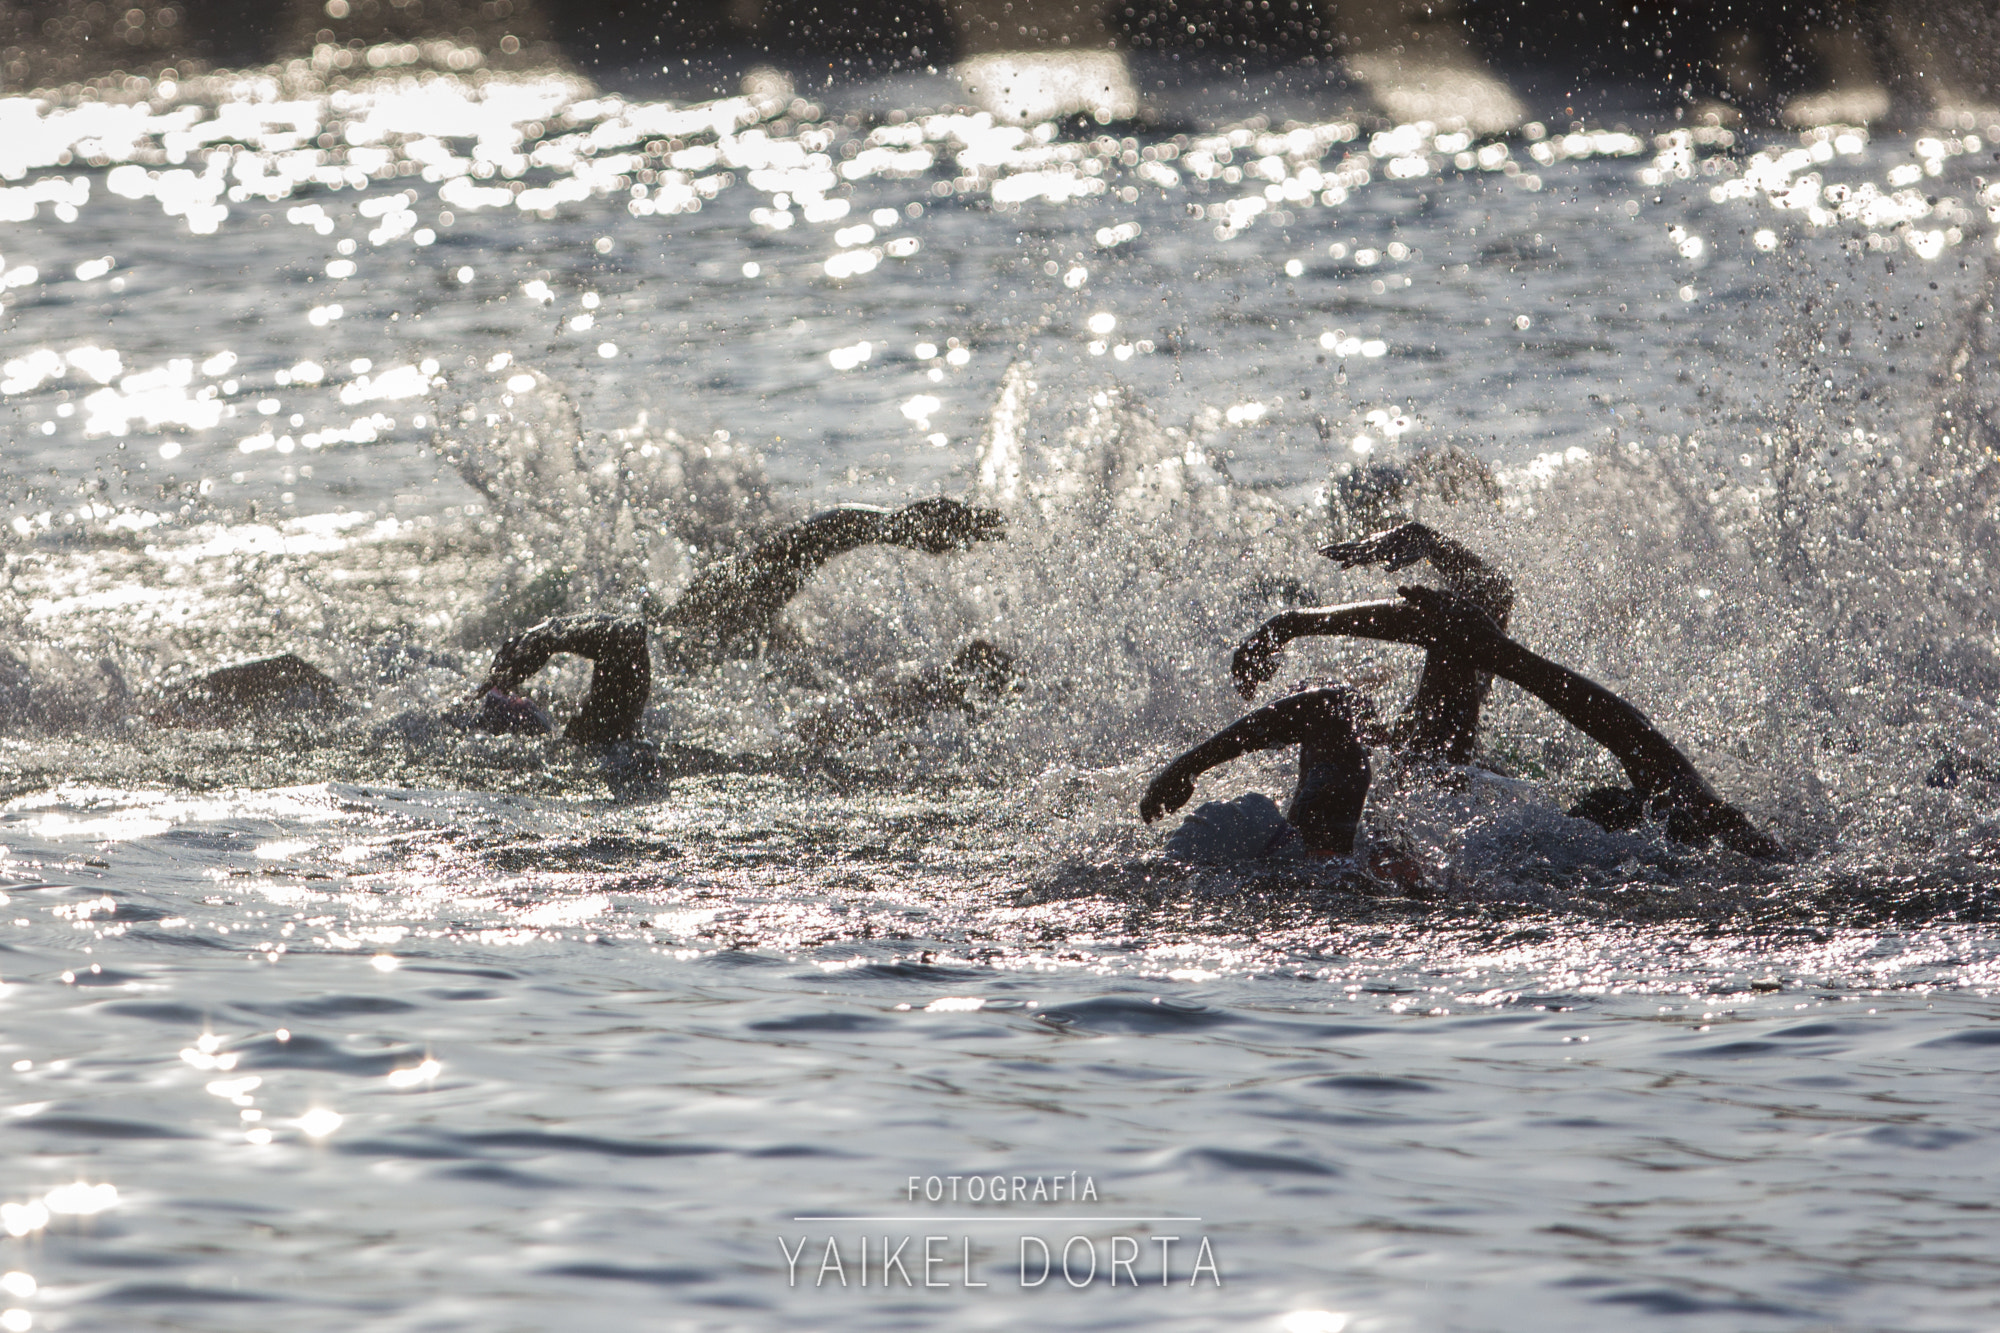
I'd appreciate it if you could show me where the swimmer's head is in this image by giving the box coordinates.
[1325,445,1499,538]
[473,688,555,736]
[1328,463,1413,537]
[951,639,1018,695]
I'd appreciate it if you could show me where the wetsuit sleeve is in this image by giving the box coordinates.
[1140,687,1370,848]
[648,500,1003,664]
[1231,589,1780,857]
[481,614,650,744]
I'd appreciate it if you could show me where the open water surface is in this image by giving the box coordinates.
[0,48,1997,1332]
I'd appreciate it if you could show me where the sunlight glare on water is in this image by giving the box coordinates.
[0,34,1996,1333]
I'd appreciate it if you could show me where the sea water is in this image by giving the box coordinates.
[0,50,1997,1332]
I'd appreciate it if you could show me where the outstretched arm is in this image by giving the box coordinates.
[652,498,1004,664]
[1232,601,1413,700]
[1231,588,1779,856]
[1320,521,1512,625]
[477,614,651,743]
[1139,687,1368,823]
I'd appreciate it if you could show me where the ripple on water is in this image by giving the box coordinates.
[0,48,1998,1333]
[230,1031,425,1077]
[1032,995,1238,1032]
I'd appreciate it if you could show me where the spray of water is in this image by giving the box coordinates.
[4,253,1997,924]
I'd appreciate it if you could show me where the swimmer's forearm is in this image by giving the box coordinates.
[481,629,557,693]
[1459,626,1778,853]
[1166,694,1340,778]
[751,506,894,570]
[1160,732,1256,787]
[482,615,641,689]
[1470,634,1698,800]
[1234,600,1416,697]
[1142,690,1363,823]
[651,507,893,639]
[1142,732,1253,824]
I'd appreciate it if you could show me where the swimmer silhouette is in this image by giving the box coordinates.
[157,498,1007,746]
[647,497,1003,671]
[467,497,1006,743]
[149,653,349,728]
[1142,521,1782,860]
[1140,683,1376,858]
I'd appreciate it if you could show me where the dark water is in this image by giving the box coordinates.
[0,50,1997,1332]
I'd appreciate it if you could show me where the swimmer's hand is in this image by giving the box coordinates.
[1139,766,1197,824]
[1320,521,1438,573]
[880,498,1006,554]
[1652,782,1788,860]
[476,628,540,698]
[1231,623,1288,700]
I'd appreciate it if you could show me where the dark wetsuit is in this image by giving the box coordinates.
[477,614,650,744]
[1145,524,1781,861]
[1144,685,1374,859]
[469,497,1006,745]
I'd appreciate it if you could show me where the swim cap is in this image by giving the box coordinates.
[474,688,555,736]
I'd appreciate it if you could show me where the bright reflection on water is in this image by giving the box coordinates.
[0,41,1997,1333]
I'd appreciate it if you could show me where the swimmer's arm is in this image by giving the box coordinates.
[1228,587,1777,853]
[477,619,568,696]
[732,505,907,576]
[1230,599,1419,699]
[478,614,650,743]
[1139,690,1361,823]
[652,499,1004,646]
[1395,587,1779,856]
[1229,581,1516,700]
[1320,521,1513,626]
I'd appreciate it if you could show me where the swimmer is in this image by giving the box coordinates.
[148,653,349,728]
[467,612,651,743]
[466,496,1005,743]
[646,497,1003,670]
[1139,683,1374,859]
[794,639,1018,747]
[1143,523,1781,859]
[149,497,1006,747]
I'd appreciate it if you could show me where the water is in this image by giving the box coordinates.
[1,48,1999,1332]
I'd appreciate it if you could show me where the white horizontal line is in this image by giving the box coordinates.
[792,1208,1200,1216]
